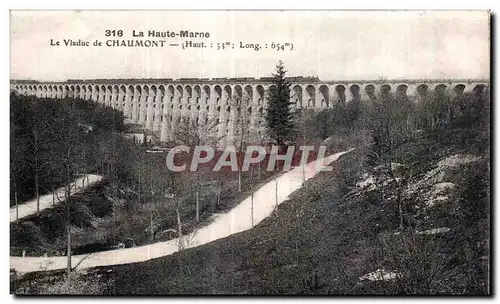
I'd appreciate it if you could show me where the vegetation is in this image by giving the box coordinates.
[10,63,490,294]
[10,93,125,207]
[9,92,279,264]
[265,61,296,146]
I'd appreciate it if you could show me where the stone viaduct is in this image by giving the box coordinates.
[10,77,489,147]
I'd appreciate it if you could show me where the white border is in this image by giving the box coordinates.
[2,1,497,303]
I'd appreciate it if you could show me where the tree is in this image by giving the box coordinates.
[265,61,296,146]
[365,90,407,232]
[23,98,53,215]
[174,117,220,222]
[233,102,251,192]
[49,98,86,273]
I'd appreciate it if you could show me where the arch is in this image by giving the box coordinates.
[135,85,142,105]
[110,85,118,102]
[157,85,165,103]
[417,84,428,97]
[194,85,201,104]
[158,85,165,95]
[293,85,303,107]
[433,84,447,99]
[305,85,316,107]
[380,84,392,95]
[396,84,408,96]
[203,85,210,104]
[135,85,142,94]
[176,85,183,103]
[150,85,157,104]
[244,85,253,104]
[473,84,486,94]
[214,85,222,104]
[118,85,126,102]
[434,84,447,92]
[167,85,175,102]
[335,85,346,103]
[349,85,360,101]
[269,85,277,96]
[234,85,243,104]
[256,85,265,105]
[223,85,232,101]
[150,85,157,94]
[319,85,329,107]
[453,84,466,95]
[185,85,192,103]
[104,85,111,103]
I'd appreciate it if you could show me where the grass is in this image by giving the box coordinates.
[10,165,279,258]
[12,127,490,295]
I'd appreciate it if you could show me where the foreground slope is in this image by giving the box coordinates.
[13,127,490,295]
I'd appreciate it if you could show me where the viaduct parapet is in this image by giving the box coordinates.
[10,77,490,147]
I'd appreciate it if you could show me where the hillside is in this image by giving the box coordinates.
[13,125,490,295]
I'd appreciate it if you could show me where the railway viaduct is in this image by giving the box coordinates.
[10,77,489,147]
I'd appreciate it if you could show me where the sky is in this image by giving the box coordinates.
[10,10,490,81]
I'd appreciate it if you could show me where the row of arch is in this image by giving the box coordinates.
[12,81,489,146]
[12,83,274,146]
[13,82,488,109]
[14,83,269,107]
[291,83,488,108]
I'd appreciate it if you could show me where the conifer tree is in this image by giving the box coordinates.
[265,61,296,146]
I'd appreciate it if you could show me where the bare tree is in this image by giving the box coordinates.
[27,118,52,215]
[275,177,279,216]
[232,100,252,193]
[174,117,220,222]
[366,90,406,231]
[52,99,85,273]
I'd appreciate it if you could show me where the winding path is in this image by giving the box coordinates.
[10,174,103,223]
[10,150,352,273]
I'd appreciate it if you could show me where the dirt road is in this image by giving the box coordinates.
[10,150,352,273]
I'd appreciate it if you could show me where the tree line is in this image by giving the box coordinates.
[10,93,126,208]
[264,61,489,150]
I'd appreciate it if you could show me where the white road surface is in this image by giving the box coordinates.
[10,174,103,222]
[10,150,352,273]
